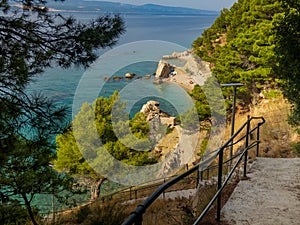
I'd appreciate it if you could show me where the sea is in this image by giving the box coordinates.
[26,12,219,214]
[27,12,218,119]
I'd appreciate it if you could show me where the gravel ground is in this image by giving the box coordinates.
[221,157,300,225]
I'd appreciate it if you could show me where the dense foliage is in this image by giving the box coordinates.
[192,0,300,130]
[189,84,211,121]
[55,92,157,200]
[0,1,125,224]
[274,0,300,130]
[193,0,284,104]
[188,76,227,123]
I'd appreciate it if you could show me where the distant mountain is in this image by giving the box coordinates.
[45,1,218,15]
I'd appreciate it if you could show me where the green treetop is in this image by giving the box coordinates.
[193,0,284,104]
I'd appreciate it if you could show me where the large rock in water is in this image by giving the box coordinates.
[155,60,173,79]
[125,73,135,79]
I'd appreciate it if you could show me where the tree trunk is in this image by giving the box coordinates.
[91,178,107,201]
[22,193,38,225]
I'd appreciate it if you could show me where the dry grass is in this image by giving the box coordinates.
[249,97,298,158]
[229,97,299,159]
[142,198,193,225]
[48,201,130,225]
[196,182,238,225]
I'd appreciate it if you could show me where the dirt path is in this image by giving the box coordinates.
[221,157,300,225]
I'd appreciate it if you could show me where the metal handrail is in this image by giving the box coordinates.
[193,141,259,224]
[122,116,265,225]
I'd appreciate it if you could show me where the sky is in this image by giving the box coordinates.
[90,0,238,11]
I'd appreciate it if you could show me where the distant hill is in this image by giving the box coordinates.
[45,0,218,15]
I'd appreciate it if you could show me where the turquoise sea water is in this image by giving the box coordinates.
[27,13,217,119]
[26,12,218,213]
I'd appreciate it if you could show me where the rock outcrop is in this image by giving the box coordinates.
[140,100,174,143]
[161,116,176,127]
[140,100,159,119]
[155,60,174,79]
[140,100,170,122]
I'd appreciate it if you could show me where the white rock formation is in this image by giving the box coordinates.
[155,60,173,79]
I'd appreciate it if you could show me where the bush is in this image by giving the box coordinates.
[198,138,209,157]
[166,126,174,134]
[84,203,128,225]
[75,205,91,223]
[0,201,31,225]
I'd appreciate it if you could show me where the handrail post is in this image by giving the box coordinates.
[196,169,200,188]
[216,147,224,221]
[135,215,143,225]
[256,125,260,157]
[130,187,132,200]
[228,86,237,172]
[243,116,250,178]
[220,83,243,173]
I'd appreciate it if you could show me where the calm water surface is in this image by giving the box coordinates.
[27,13,217,118]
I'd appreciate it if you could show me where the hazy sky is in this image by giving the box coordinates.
[93,0,237,11]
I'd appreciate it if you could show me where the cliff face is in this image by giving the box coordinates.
[140,100,161,120]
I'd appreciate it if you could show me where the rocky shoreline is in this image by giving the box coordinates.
[103,50,212,91]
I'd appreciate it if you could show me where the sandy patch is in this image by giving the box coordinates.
[163,67,195,91]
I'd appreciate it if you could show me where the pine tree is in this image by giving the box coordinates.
[0,1,125,224]
[55,93,156,200]
[192,0,284,105]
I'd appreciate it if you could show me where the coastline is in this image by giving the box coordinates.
[101,51,211,93]
[157,51,212,91]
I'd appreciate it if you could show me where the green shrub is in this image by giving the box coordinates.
[292,142,300,156]
[262,89,283,99]
[166,126,174,134]
[198,138,209,157]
